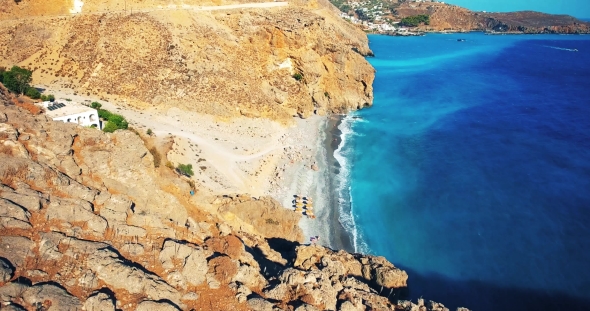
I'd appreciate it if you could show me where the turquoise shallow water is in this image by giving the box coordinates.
[336,33,590,310]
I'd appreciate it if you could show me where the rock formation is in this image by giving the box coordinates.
[0,0,374,122]
[0,86,468,309]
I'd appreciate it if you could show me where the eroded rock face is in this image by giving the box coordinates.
[214,194,303,242]
[159,240,211,288]
[83,291,115,311]
[0,257,14,282]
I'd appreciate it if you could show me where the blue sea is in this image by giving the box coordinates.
[336,33,590,311]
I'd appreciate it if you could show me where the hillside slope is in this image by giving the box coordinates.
[0,0,374,122]
[395,2,590,33]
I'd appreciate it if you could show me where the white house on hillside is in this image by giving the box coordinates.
[40,101,102,129]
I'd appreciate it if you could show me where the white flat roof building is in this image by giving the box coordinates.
[40,101,102,129]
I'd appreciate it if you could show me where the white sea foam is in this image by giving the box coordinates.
[333,114,369,253]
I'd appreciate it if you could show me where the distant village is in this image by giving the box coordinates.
[334,0,444,35]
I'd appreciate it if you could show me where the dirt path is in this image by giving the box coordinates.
[0,2,289,23]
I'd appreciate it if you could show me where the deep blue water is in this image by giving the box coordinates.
[337,33,590,311]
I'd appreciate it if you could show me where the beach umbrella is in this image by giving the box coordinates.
[295,202,304,208]
[305,204,313,210]
[295,197,303,203]
[306,197,313,203]
[295,207,303,213]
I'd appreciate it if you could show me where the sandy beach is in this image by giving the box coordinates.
[36,86,352,249]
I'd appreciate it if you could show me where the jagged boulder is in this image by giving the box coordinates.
[0,198,31,229]
[159,240,210,288]
[232,261,268,290]
[84,291,116,311]
[98,193,132,224]
[247,297,276,311]
[0,257,14,282]
[215,195,302,241]
[294,245,407,289]
[136,300,181,311]
[0,236,34,268]
[0,188,42,212]
[21,283,82,311]
[88,247,182,306]
[45,198,107,235]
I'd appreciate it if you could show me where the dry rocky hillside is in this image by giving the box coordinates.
[395,2,590,33]
[0,0,374,122]
[0,88,469,310]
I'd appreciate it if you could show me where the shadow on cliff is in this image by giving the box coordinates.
[401,267,590,311]
[243,238,299,280]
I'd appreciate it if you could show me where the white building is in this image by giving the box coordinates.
[40,101,102,129]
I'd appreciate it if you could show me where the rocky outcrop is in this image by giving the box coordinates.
[0,0,374,122]
[394,2,590,34]
[0,93,468,310]
[213,194,303,242]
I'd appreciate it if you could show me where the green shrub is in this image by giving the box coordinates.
[176,163,194,177]
[98,108,129,132]
[0,67,5,83]
[48,94,55,102]
[91,102,102,109]
[2,66,32,94]
[98,109,112,119]
[147,128,153,136]
[25,87,41,99]
[293,73,303,81]
[102,121,119,133]
[399,14,430,27]
[108,114,125,126]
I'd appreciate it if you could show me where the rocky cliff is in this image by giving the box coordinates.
[0,88,468,310]
[0,0,374,122]
[395,2,590,33]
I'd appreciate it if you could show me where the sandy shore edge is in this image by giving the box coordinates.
[275,115,354,252]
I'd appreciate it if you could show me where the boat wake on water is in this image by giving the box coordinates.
[543,45,579,52]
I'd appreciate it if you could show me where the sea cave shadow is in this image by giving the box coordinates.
[242,237,300,279]
[401,266,590,311]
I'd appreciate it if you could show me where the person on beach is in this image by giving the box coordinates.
[310,236,320,244]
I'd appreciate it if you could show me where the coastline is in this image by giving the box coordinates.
[323,115,355,252]
[271,115,354,252]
